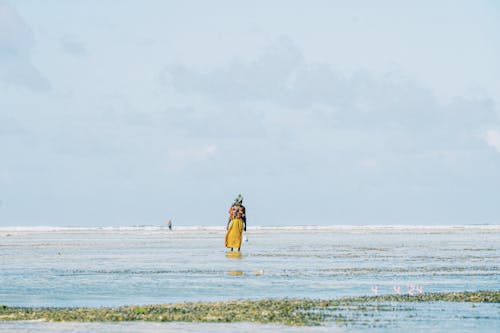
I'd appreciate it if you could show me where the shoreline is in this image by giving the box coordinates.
[1,291,498,326]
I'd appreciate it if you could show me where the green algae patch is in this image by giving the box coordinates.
[0,300,325,326]
[0,291,498,326]
[340,290,500,303]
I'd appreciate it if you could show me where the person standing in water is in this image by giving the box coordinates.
[225,194,246,252]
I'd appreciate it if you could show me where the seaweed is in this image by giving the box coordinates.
[0,290,498,326]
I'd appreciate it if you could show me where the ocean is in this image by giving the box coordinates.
[0,225,499,332]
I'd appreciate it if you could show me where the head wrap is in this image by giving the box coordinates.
[234,194,243,204]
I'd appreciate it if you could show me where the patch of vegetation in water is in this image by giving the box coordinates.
[340,290,499,303]
[0,290,498,326]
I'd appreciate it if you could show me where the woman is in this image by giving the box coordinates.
[225,195,246,252]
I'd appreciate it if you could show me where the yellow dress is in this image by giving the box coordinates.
[225,218,244,249]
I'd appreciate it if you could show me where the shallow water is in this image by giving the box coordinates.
[0,321,342,333]
[0,226,499,331]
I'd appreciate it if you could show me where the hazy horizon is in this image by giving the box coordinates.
[1,1,499,227]
[1,224,499,230]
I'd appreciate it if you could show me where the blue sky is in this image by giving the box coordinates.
[1,0,499,226]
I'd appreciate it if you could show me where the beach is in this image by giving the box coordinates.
[0,226,499,331]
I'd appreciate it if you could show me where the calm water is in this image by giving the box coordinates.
[0,226,499,332]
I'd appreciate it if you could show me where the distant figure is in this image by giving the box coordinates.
[167,219,172,231]
[225,194,246,252]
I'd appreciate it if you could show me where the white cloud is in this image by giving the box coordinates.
[165,36,303,105]
[60,34,87,56]
[485,130,500,153]
[165,37,497,134]
[357,158,381,171]
[163,36,499,165]
[0,1,50,91]
[168,144,217,169]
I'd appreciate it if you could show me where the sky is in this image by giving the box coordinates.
[1,0,499,226]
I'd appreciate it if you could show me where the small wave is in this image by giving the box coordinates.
[61,268,228,276]
[0,224,499,233]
